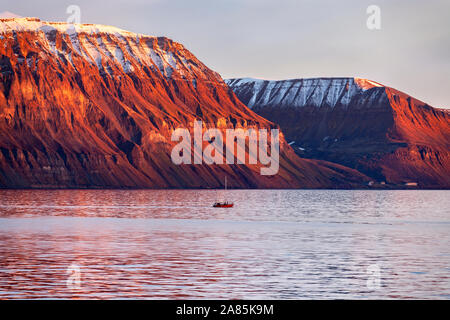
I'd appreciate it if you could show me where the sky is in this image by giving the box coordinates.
[2,0,450,108]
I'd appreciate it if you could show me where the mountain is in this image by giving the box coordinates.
[0,17,368,188]
[226,77,450,188]
[0,12,22,19]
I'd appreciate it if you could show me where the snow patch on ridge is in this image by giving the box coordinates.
[0,17,220,81]
[0,17,140,37]
[226,77,387,109]
[354,78,383,90]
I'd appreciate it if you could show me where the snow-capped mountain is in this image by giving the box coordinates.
[226,77,450,188]
[226,77,385,110]
[0,18,368,188]
[0,17,222,81]
[0,11,22,19]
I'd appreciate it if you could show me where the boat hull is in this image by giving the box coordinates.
[213,203,234,208]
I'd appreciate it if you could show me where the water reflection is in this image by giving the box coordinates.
[0,190,449,299]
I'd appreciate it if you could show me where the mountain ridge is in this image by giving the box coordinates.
[0,18,369,188]
[226,77,450,188]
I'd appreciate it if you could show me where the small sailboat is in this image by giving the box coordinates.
[213,176,234,208]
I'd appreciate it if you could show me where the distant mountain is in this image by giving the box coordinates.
[226,77,450,188]
[0,18,368,188]
[0,11,22,19]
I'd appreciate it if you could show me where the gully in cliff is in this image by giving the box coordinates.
[171,121,280,176]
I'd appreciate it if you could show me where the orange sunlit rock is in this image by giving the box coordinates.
[0,18,369,188]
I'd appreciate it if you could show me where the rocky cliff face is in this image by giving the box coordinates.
[0,18,368,188]
[226,78,450,188]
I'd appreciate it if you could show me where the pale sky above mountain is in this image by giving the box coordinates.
[2,0,450,108]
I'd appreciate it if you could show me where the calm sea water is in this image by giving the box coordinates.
[0,189,449,299]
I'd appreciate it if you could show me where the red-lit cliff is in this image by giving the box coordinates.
[227,78,450,188]
[0,18,368,188]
